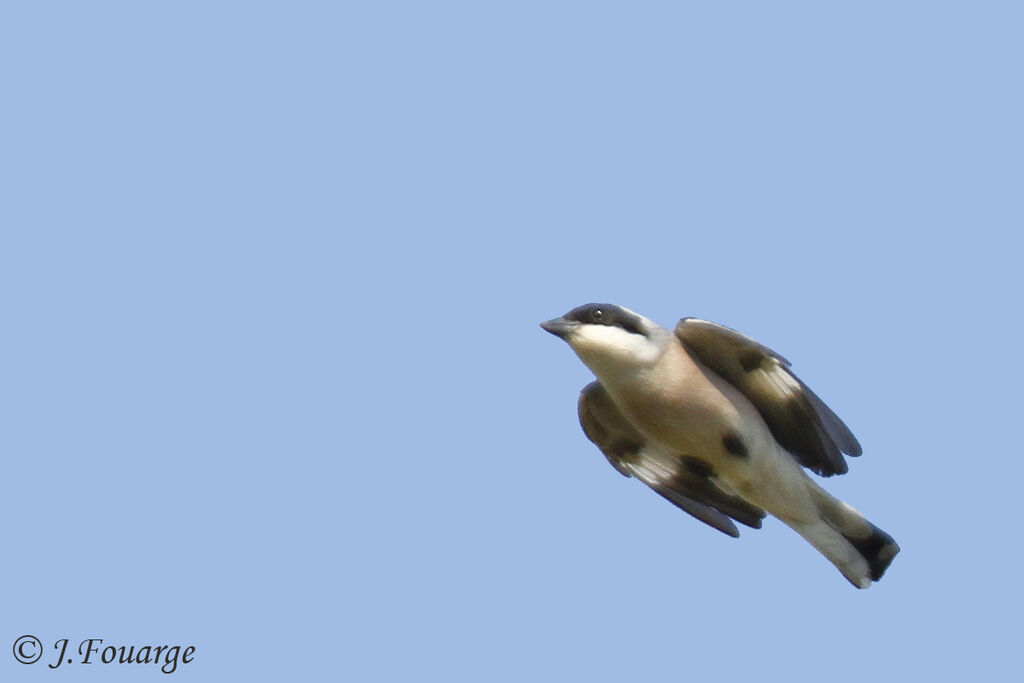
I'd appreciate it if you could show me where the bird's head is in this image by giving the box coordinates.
[540,303,668,379]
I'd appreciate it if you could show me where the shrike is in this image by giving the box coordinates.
[541,303,898,588]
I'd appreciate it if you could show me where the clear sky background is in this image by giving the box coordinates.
[3,2,1022,681]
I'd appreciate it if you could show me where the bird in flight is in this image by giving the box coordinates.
[541,303,899,588]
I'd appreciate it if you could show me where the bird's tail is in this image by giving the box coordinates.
[792,485,900,589]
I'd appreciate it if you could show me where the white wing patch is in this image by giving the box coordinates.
[621,447,679,485]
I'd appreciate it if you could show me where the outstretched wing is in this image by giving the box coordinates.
[577,382,765,537]
[675,318,862,477]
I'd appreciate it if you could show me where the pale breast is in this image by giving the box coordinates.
[609,341,756,459]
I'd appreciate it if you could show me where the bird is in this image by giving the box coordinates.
[540,303,899,588]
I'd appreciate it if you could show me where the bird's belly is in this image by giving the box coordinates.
[611,377,797,496]
[612,381,739,459]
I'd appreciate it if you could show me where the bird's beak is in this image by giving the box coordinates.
[540,317,578,339]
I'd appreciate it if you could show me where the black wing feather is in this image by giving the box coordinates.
[674,318,862,477]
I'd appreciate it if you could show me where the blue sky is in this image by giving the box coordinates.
[3,2,1021,681]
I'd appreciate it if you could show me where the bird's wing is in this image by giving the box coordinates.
[578,382,765,537]
[674,318,862,477]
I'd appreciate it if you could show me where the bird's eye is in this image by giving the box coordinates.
[591,309,604,322]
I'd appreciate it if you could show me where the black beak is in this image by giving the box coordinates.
[540,317,577,339]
